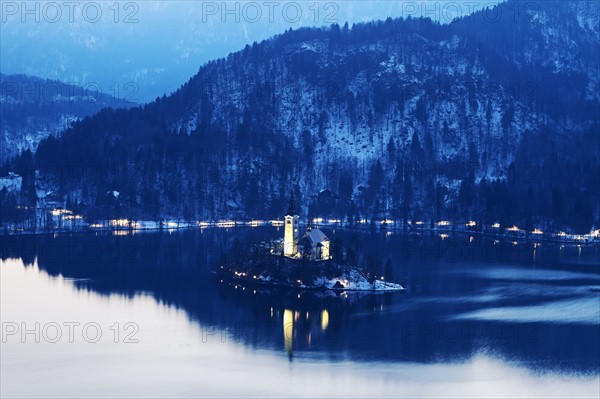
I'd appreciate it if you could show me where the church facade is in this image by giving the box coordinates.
[283,198,331,261]
[283,198,300,256]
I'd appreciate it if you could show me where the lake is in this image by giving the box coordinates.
[1,227,599,397]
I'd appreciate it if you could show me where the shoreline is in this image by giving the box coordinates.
[216,260,406,293]
[216,274,405,293]
[1,219,599,245]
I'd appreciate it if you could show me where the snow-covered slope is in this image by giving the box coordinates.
[0,73,135,162]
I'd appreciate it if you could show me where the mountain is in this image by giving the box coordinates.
[0,1,502,102]
[0,73,135,161]
[5,0,599,232]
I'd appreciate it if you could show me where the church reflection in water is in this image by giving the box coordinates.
[282,307,330,358]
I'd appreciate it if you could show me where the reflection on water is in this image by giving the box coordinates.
[281,308,331,359]
[1,228,599,397]
[283,309,293,356]
[321,309,329,331]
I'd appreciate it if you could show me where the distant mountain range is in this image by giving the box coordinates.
[0,1,502,102]
[0,73,134,161]
[2,0,599,233]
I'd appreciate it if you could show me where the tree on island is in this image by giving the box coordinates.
[366,254,381,287]
[331,237,344,261]
[384,258,394,282]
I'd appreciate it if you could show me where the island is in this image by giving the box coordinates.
[218,198,404,292]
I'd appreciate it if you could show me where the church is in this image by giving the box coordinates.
[283,198,331,261]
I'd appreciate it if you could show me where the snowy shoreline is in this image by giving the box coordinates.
[218,268,405,293]
[2,219,598,246]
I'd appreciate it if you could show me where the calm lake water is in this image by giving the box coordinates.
[1,227,599,397]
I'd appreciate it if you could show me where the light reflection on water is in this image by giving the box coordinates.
[1,229,599,397]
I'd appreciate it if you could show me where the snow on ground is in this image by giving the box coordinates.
[0,172,22,192]
[310,267,404,291]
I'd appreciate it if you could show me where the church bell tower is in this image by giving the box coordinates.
[284,196,300,257]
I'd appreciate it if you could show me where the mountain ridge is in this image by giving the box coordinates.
[0,73,136,161]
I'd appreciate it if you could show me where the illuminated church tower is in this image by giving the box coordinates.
[284,196,300,257]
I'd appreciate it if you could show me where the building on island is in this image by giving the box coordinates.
[284,197,300,256]
[298,226,330,261]
[283,197,331,261]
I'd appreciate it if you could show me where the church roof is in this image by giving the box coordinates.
[302,228,329,244]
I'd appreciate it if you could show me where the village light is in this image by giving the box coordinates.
[492,223,501,228]
[466,221,476,227]
[110,219,129,227]
[51,209,73,216]
[108,219,140,229]
[532,228,543,234]
[507,225,520,232]
[437,220,450,226]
